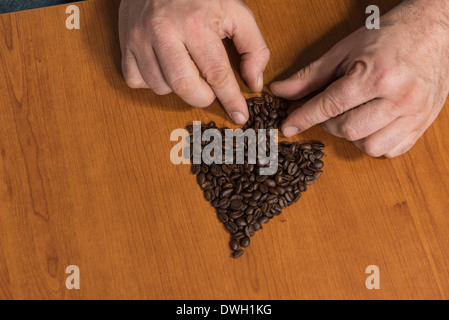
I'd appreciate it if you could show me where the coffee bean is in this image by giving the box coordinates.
[225,221,238,234]
[253,222,262,231]
[264,179,276,188]
[210,165,222,177]
[191,164,201,175]
[240,237,250,248]
[235,217,247,229]
[230,199,243,210]
[245,225,255,238]
[304,176,315,185]
[232,250,244,258]
[312,143,325,150]
[204,190,215,201]
[230,240,239,251]
[313,159,324,169]
[218,198,231,209]
[218,212,229,223]
[220,188,233,199]
[258,216,270,224]
[278,197,287,208]
[197,173,206,185]
[232,232,245,240]
[252,191,262,201]
[258,184,268,194]
[313,171,323,179]
[271,204,282,215]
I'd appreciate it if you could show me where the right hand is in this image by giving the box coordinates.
[119,0,270,124]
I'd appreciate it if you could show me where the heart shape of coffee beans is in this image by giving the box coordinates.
[188,93,325,258]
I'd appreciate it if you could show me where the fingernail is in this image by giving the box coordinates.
[283,126,299,137]
[231,112,246,125]
[257,73,263,91]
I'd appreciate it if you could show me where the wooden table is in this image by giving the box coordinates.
[0,0,448,300]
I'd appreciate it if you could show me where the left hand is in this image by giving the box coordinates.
[271,0,449,158]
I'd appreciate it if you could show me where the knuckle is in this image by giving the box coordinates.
[170,77,197,97]
[204,66,230,88]
[362,139,383,158]
[399,82,426,106]
[320,95,342,118]
[258,47,271,64]
[340,123,360,141]
[128,27,146,45]
[296,64,312,79]
[372,67,396,92]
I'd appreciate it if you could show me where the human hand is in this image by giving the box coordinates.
[119,0,270,124]
[271,0,449,158]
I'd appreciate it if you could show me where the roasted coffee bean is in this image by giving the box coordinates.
[258,216,270,224]
[211,199,220,208]
[245,225,255,238]
[204,190,215,201]
[312,143,325,150]
[230,199,243,210]
[201,181,213,190]
[218,198,231,209]
[240,237,250,248]
[210,165,222,177]
[304,176,315,185]
[196,173,206,185]
[264,179,276,188]
[314,151,324,160]
[232,231,245,240]
[234,181,243,194]
[287,163,299,175]
[229,210,244,220]
[254,208,263,220]
[313,159,324,169]
[225,221,238,234]
[230,195,244,201]
[230,240,239,251]
[272,204,282,215]
[258,184,268,194]
[235,217,247,229]
[245,206,255,215]
[313,171,323,179]
[218,212,229,223]
[241,192,253,198]
[252,191,262,201]
[253,222,262,231]
[278,197,287,208]
[191,164,201,175]
[232,250,244,258]
[220,188,233,199]
[247,199,258,207]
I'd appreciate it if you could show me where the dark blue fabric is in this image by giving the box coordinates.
[0,1,77,14]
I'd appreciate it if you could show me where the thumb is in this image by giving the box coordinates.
[230,3,270,92]
[270,51,341,100]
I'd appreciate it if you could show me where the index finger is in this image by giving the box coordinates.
[282,66,376,136]
[186,34,249,124]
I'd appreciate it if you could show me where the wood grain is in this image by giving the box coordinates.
[0,0,448,299]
